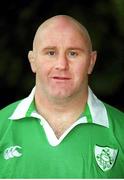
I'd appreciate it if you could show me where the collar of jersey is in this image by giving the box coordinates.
[9,87,109,146]
[9,86,109,129]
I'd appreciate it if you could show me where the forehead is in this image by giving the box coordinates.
[43,25,84,43]
[34,17,91,50]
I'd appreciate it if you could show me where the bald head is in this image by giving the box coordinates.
[33,15,92,52]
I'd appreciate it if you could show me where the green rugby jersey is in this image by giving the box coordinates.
[0,87,124,178]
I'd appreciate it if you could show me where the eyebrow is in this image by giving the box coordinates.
[67,47,86,52]
[42,46,57,51]
[42,46,86,52]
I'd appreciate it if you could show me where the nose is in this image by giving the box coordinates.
[55,54,69,71]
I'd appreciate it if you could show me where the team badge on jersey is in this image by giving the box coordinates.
[94,145,118,172]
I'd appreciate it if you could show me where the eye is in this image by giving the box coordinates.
[68,51,78,57]
[47,50,56,56]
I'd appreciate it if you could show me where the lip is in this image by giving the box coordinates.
[52,76,71,80]
[50,76,72,83]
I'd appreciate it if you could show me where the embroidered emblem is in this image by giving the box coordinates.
[4,145,22,160]
[94,145,118,171]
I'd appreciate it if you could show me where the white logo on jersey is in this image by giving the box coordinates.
[94,145,118,171]
[4,145,22,160]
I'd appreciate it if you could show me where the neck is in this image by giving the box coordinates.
[35,88,88,138]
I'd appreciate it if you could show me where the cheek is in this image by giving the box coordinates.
[35,58,49,74]
[35,63,45,83]
[36,62,54,84]
[74,62,89,80]
[36,54,54,74]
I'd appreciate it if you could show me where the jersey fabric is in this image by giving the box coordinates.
[0,87,124,178]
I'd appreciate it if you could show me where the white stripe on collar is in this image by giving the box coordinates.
[9,87,109,128]
[88,88,109,128]
[9,87,35,119]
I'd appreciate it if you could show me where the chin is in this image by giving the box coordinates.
[51,93,70,99]
[49,91,75,101]
[48,89,66,96]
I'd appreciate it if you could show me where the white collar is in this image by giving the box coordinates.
[9,87,109,146]
[9,86,109,128]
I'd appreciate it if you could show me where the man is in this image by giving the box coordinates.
[0,15,124,178]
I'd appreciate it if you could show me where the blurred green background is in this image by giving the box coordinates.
[0,0,124,111]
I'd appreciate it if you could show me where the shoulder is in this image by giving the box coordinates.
[0,100,22,132]
[104,103,124,121]
[0,100,23,140]
[104,103,124,139]
[0,100,21,119]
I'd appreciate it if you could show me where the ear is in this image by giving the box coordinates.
[28,50,36,73]
[88,51,97,75]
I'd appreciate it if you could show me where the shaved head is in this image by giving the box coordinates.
[33,15,92,52]
[28,14,97,107]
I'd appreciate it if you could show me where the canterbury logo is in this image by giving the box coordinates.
[4,146,22,160]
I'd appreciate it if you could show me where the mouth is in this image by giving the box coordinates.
[52,76,71,80]
[50,76,72,84]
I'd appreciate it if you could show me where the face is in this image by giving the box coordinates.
[29,18,96,101]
